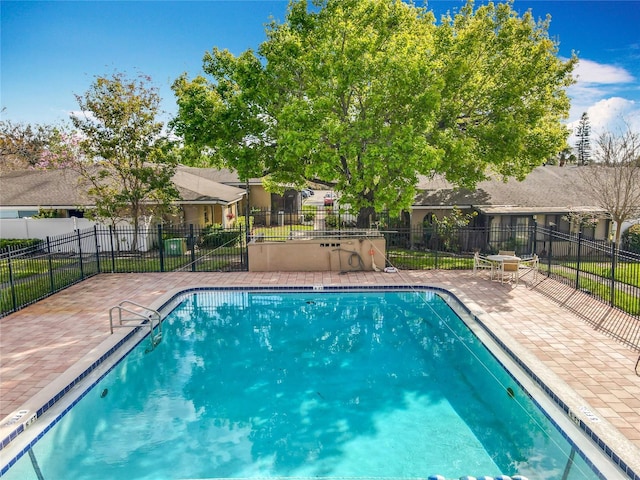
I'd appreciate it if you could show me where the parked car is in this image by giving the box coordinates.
[301,188,314,199]
[324,192,337,206]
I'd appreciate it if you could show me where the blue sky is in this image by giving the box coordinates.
[2,0,639,142]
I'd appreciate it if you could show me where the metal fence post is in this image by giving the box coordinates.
[434,224,440,270]
[189,224,196,272]
[547,225,554,277]
[93,226,101,273]
[109,225,116,272]
[7,246,17,312]
[158,224,165,272]
[575,231,582,289]
[76,230,84,279]
[46,236,54,293]
[610,241,617,307]
[532,221,538,255]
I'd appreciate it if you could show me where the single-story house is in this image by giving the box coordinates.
[174,165,303,226]
[0,165,306,237]
[411,165,611,241]
[0,166,246,228]
[0,164,613,244]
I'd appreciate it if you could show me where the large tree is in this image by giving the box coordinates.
[73,72,179,248]
[578,126,640,247]
[0,116,62,173]
[172,0,575,226]
[575,111,591,165]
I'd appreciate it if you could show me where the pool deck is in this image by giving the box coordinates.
[1,270,639,476]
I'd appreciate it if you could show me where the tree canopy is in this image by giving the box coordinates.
[172,0,575,224]
[72,72,179,243]
[578,125,640,247]
[0,117,63,173]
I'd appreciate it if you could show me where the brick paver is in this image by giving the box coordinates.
[1,270,639,475]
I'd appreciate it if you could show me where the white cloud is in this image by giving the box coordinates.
[567,59,635,116]
[572,59,635,85]
[566,97,640,149]
[68,110,101,124]
[564,58,640,147]
[587,98,638,132]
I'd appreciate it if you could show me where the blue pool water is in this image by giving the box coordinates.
[3,289,605,479]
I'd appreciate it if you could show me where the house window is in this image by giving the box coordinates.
[422,213,435,225]
[581,223,596,239]
[558,217,571,234]
[545,215,570,234]
[18,210,39,218]
[510,216,529,228]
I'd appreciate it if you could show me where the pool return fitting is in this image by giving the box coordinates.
[109,300,163,349]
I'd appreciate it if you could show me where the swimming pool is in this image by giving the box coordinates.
[0,287,624,479]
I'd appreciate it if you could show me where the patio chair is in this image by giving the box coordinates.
[498,250,516,257]
[473,251,495,278]
[519,254,539,286]
[499,259,520,285]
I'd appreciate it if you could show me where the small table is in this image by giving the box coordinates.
[487,255,521,283]
[486,254,521,263]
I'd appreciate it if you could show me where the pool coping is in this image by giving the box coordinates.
[1,283,638,479]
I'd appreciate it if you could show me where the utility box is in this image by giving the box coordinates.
[164,238,186,256]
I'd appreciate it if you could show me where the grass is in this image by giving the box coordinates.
[561,260,640,288]
[0,248,244,316]
[544,264,640,316]
[252,225,315,241]
[387,249,472,270]
[0,257,72,281]
[2,245,638,318]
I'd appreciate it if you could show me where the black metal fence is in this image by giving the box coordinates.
[0,224,247,316]
[1,221,639,319]
[535,227,640,317]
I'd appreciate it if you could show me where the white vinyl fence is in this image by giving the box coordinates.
[0,218,155,253]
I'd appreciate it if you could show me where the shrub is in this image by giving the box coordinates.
[236,215,253,230]
[302,205,316,222]
[325,213,339,229]
[200,225,241,248]
[0,238,44,250]
[622,224,640,253]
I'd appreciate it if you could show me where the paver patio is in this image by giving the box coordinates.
[1,270,639,476]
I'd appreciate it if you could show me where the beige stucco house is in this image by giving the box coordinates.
[0,166,246,228]
[0,164,308,236]
[1,164,613,243]
[411,165,611,241]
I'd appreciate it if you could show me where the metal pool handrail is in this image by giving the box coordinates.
[109,300,162,348]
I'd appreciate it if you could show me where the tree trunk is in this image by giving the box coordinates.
[356,206,376,229]
[615,221,623,249]
[131,204,140,252]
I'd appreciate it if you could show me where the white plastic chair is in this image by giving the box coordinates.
[519,254,539,286]
[473,251,495,278]
[499,259,519,285]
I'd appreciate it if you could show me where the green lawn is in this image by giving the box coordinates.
[387,249,472,270]
[2,247,638,317]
